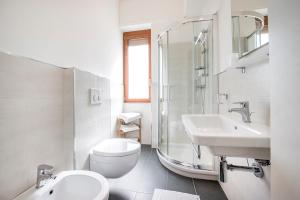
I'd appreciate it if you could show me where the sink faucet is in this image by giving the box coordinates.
[229,101,252,123]
[36,164,55,188]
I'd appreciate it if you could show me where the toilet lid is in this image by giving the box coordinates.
[92,138,141,157]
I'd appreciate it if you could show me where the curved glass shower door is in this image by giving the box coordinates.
[158,18,218,171]
[158,30,169,155]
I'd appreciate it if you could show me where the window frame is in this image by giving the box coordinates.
[123,29,151,103]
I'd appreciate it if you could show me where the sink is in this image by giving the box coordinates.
[14,170,109,200]
[182,114,270,159]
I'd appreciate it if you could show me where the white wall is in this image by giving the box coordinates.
[120,0,185,146]
[220,157,270,200]
[269,0,300,199]
[0,1,123,198]
[0,53,74,200]
[218,61,271,200]
[63,68,75,170]
[217,0,232,73]
[120,0,184,28]
[184,0,221,17]
[203,0,271,199]
[74,69,111,170]
[231,0,267,12]
[219,61,270,125]
[0,0,121,78]
[185,0,266,18]
[0,0,123,135]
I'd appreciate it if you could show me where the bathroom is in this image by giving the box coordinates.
[0,0,299,200]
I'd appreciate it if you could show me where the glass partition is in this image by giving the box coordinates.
[158,19,218,170]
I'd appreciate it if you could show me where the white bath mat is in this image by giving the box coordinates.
[152,189,200,200]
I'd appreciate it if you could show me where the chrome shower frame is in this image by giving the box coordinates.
[157,15,218,177]
[157,15,214,41]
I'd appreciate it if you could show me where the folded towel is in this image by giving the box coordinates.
[120,124,140,133]
[119,112,141,123]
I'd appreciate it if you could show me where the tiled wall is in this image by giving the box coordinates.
[74,69,111,170]
[0,54,115,199]
[167,42,193,144]
[165,41,218,144]
[63,69,75,170]
[218,60,271,200]
[219,60,270,125]
[110,81,124,138]
[0,52,74,200]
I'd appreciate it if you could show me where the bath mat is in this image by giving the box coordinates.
[152,189,200,200]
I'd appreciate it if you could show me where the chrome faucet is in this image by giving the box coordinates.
[36,164,55,188]
[229,101,252,123]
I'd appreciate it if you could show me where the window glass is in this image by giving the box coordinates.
[124,30,151,102]
[128,39,149,99]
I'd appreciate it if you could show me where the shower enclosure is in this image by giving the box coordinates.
[157,17,219,179]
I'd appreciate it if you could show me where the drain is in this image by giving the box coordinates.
[49,189,54,195]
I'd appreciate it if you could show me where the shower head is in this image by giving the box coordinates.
[194,32,203,44]
[194,29,208,46]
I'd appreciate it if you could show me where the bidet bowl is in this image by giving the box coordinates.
[14,170,109,200]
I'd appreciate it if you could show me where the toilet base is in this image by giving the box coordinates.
[90,151,140,178]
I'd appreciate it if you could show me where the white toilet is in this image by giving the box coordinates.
[90,138,141,178]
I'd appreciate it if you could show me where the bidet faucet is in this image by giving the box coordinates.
[36,164,55,188]
[229,101,252,123]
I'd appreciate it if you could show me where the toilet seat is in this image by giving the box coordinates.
[92,138,141,157]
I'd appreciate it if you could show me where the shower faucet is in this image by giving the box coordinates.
[229,101,252,123]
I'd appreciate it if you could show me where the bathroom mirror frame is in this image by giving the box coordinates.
[232,10,269,58]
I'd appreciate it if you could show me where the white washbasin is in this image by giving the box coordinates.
[182,114,270,159]
[14,170,109,200]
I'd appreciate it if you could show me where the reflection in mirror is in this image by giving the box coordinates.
[232,10,269,57]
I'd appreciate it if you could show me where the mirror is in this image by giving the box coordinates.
[232,9,269,57]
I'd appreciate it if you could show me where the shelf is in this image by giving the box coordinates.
[230,43,269,68]
[118,113,142,142]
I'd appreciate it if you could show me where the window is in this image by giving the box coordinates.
[123,30,151,103]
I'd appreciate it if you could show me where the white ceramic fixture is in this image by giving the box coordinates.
[90,138,141,178]
[14,170,109,200]
[152,189,200,200]
[182,114,270,159]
